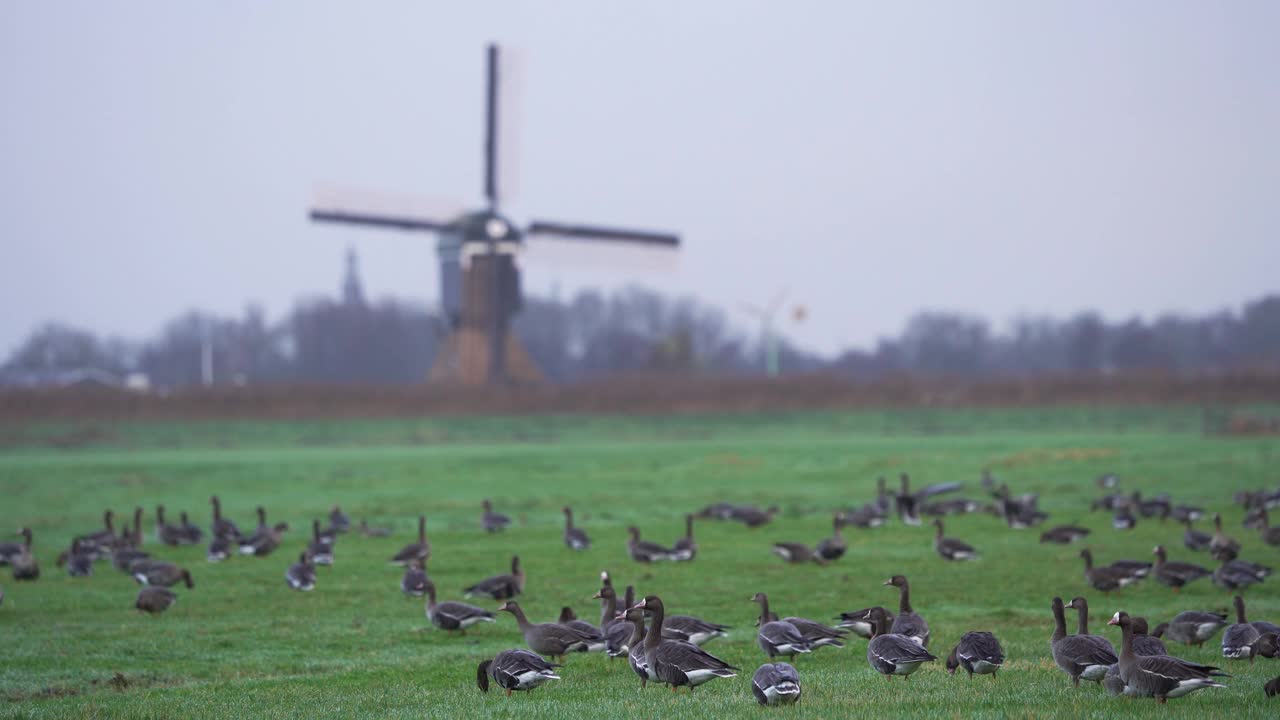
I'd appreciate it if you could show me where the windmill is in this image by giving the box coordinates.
[741,290,802,377]
[309,45,680,386]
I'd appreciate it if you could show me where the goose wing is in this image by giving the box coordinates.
[434,600,495,627]
[871,634,936,663]
[1058,635,1118,668]
[784,617,847,644]
[959,631,1004,664]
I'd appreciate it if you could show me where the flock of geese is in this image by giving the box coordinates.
[3,474,1280,705]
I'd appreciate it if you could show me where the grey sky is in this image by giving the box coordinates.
[2,1,1277,357]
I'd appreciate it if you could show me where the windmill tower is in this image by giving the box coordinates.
[309,45,680,386]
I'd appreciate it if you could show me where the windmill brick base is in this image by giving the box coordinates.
[428,328,542,386]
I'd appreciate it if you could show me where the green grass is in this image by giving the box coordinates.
[1,406,1278,718]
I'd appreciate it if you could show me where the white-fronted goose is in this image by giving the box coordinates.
[481,499,511,534]
[1112,505,1136,530]
[56,548,93,577]
[771,542,826,566]
[1210,513,1241,561]
[133,563,193,588]
[732,505,779,528]
[206,535,232,563]
[285,552,316,591]
[307,520,335,565]
[816,514,847,561]
[593,585,632,657]
[135,586,177,614]
[895,474,921,526]
[933,519,977,561]
[464,555,525,600]
[359,519,391,537]
[499,600,594,661]
[836,606,893,639]
[390,516,430,565]
[328,506,350,534]
[178,512,203,545]
[617,606,652,687]
[477,648,561,696]
[240,522,289,557]
[753,592,846,650]
[1131,617,1168,656]
[922,497,980,516]
[0,534,24,566]
[1079,549,1140,593]
[695,502,738,520]
[633,595,737,691]
[1161,610,1229,647]
[1108,611,1226,703]
[752,662,801,705]
[751,593,813,659]
[884,575,929,646]
[1222,595,1265,660]
[660,612,730,646]
[945,631,1004,678]
[671,515,697,561]
[1257,507,1280,546]
[401,559,428,597]
[1169,504,1205,523]
[426,581,495,633]
[557,606,606,652]
[865,606,937,679]
[1050,596,1116,687]
[1257,634,1279,659]
[209,496,241,541]
[1214,558,1265,591]
[1039,525,1090,544]
[114,542,150,572]
[155,506,185,546]
[628,527,675,563]
[1183,519,1212,552]
[1153,545,1210,590]
[1135,492,1171,519]
[562,507,590,551]
[74,509,117,556]
[1064,596,1118,657]
[10,529,38,581]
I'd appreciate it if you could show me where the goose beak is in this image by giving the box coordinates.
[1107,612,1122,626]
[881,579,892,586]
[590,592,602,600]
[630,600,647,610]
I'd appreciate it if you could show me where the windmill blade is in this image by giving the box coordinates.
[309,184,462,232]
[309,209,447,232]
[526,221,680,247]
[484,43,499,207]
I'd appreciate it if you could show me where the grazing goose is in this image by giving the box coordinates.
[1091,492,1127,512]
[1255,633,1278,659]
[695,502,738,520]
[285,552,316,591]
[771,542,826,565]
[732,505,779,528]
[155,506,185,546]
[10,529,39,581]
[476,649,561,696]
[1183,518,1212,552]
[359,519,391,537]
[178,512,203,545]
[306,520,335,565]
[751,593,813,658]
[1258,508,1280,547]
[816,513,847,561]
[865,606,937,679]
[390,516,430,565]
[633,595,738,691]
[1108,611,1226,703]
[425,581,495,633]
[557,606,606,652]
[945,631,1005,678]
[1161,610,1229,647]
[401,559,428,597]
[1214,558,1266,591]
[1222,595,1268,660]
[1112,505,1136,530]
[562,506,591,551]
[135,586,177,614]
[752,662,802,705]
[1135,492,1171,519]
[1268,675,1280,697]
[922,497,980,516]
[1039,525,1090,544]
[659,612,730,646]
[1050,596,1117,687]
[328,506,350,534]
[240,523,289,557]
[206,534,232,563]
[1169,504,1205,523]
[500,600,594,662]
[480,499,511,534]
[464,556,525,600]
[593,585,632,657]
[133,563,193,588]
[1153,545,1210,590]
[1064,597,1118,657]
[209,496,241,541]
[0,533,26,566]
[884,575,930,646]
[1210,513,1241,561]
[1080,549,1140,593]
[837,606,893,639]
[671,515,697,561]
[933,519,977,561]
[628,527,675,563]
[56,548,93,577]
[617,606,652,687]
[753,593,846,650]
[1131,617,1168,656]
[842,504,885,529]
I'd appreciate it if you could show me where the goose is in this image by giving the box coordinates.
[933,519,977,561]
[628,527,675,563]
[752,592,846,650]
[1153,545,1210,590]
[633,595,738,691]
[476,649,561,696]
[285,552,315,591]
[425,581,495,633]
[1183,518,1212,552]
[1091,492,1127,512]
[155,506,185,546]
[815,514,847,561]
[1223,595,1274,660]
[178,512,203,545]
[895,474,921,526]
[695,502,738,520]
[206,535,232,563]
[135,586,177,615]
[732,505,779,528]
[1112,505,1136,530]
[306,520,335,565]
[464,556,525,600]
[884,575,930,646]
[836,606,893,639]
[499,600,594,661]
[359,519,391,537]
[922,498,980,516]
[1210,513,1241,562]
[616,606,652,687]
[56,548,93,577]
[1214,558,1265,592]
[1256,633,1278,659]
[1160,610,1229,647]
[752,662,801,705]
[1064,597,1118,657]
[671,515,697,561]
[562,506,591,550]
[1131,617,1168,656]
[1242,506,1268,530]
[1135,492,1171,519]
[133,563,193,588]
[1258,507,1280,546]
[945,631,1005,678]
[240,523,289,557]
[751,593,813,658]
[1268,675,1280,697]
[557,606,606,652]
[328,506,350,534]
[771,542,826,565]
[0,533,25,566]
[389,516,430,565]
[1039,525,1090,544]
[1108,611,1226,703]
[659,611,730,646]
[865,606,937,679]
[1169,504,1205,523]
[237,506,270,553]
[842,504,885,529]
[77,509,117,553]
[114,541,150,573]
[10,529,39,581]
[401,559,428,597]
[209,496,241,541]
[481,499,511,534]
[1050,596,1117,687]
[1096,472,1119,489]
[1079,549,1140,592]
[593,585,632,657]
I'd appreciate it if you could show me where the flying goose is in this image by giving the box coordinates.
[464,556,525,600]
[1108,611,1226,703]
[1160,610,1229,647]
[632,595,738,691]
[390,516,430,565]
[1210,513,1241,561]
[933,518,977,561]
[884,575,929,646]
[133,563,193,588]
[751,594,813,659]
[1039,525,1090,544]
[481,499,511,534]
[1050,596,1117,687]
[135,586,177,615]
[752,662,801,705]
[306,520,335,565]
[945,631,1005,678]
[476,648,561,696]
[628,527,675,563]
[426,581,495,633]
[836,606,894,639]
[285,552,315,591]
[557,606,606,652]
[670,515,697,561]
[815,513,847,561]
[155,505,186,546]
[401,559,428,597]
[1153,545,1210,590]
[865,606,937,678]
[562,506,591,550]
[499,600,594,662]
[10,529,39,581]
[208,496,241,541]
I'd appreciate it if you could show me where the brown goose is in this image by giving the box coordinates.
[476,648,561,696]
[10,529,39,581]
[865,606,937,678]
[671,515,697,561]
[206,534,232,563]
[1080,549,1140,592]
[815,513,847,561]
[771,542,826,565]
[426,581,495,633]
[1039,525,1090,544]
[328,506,350,534]
[1131,617,1168,656]
[1050,596,1117,687]
[133,563,194,588]
[56,548,93,577]
[1222,595,1270,660]
[79,509,118,552]
[752,592,845,653]
[1160,610,1229,647]
[617,606,652,687]
[1183,518,1212,552]
[209,496,241,540]
[464,555,525,600]
[155,505,185,546]
[240,522,289,557]
[558,606,606,652]
[178,512,203,544]
[562,506,591,551]
[1064,597,1118,656]
[285,552,316,591]
[628,527,675,563]
[884,575,929,646]
[1214,557,1266,591]
[659,612,730,646]
[933,518,977,561]
[752,661,802,705]
[1153,545,1210,590]
[751,593,812,659]
[1267,674,1280,697]
[307,520,335,565]
[1210,513,1241,561]
[1108,611,1226,703]
[1258,507,1280,546]
[499,600,594,661]
[481,499,511,534]
[945,631,1005,678]
[593,585,632,657]
[836,606,894,639]
[135,586,177,614]
[401,559,428,597]
[732,505,779,528]
[389,516,430,565]
[633,595,738,691]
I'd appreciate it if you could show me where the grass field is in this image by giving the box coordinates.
[1,406,1278,718]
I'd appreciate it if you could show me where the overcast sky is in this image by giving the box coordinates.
[2,1,1277,356]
